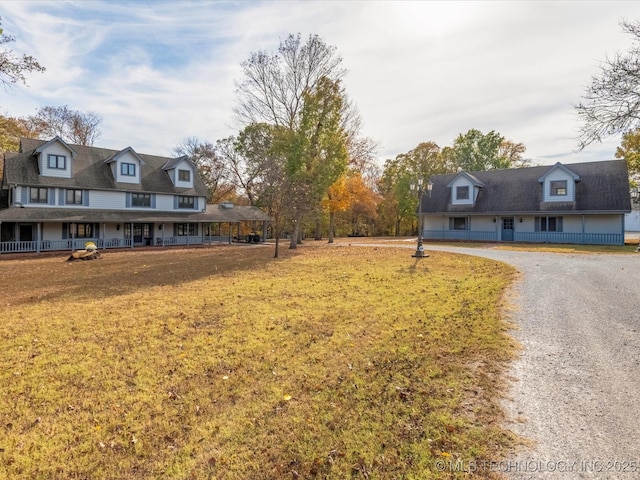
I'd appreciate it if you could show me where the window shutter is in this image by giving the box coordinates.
[193,197,198,210]
[173,196,178,209]
[151,194,156,209]
[21,187,28,204]
[126,192,131,208]
[59,189,66,205]
[48,188,55,205]
[83,191,90,206]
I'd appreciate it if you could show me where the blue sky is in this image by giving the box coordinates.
[2,0,640,165]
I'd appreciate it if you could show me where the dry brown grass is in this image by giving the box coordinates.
[0,243,520,479]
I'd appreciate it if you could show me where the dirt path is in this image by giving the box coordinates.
[422,245,640,479]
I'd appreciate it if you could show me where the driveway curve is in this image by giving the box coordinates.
[423,245,640,479]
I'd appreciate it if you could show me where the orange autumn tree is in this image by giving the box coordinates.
[323,173,350,243]
[323,171,379,242]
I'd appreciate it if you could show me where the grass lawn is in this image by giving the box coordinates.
[0,244,520,479]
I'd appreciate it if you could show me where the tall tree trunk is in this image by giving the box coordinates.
[328,212,335,244]
[289,219,299,249]
[273,215,280,258]
[314,220,322,240]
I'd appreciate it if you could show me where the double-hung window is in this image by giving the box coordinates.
[450,217,468,230]
[177,196,195,209]
[550,180,567,196]
[131,193,151,207]
[48,154,66,169]
[121,162,136,176]
[30,187,48,204]
[456,186,470,200]
[178,169,191,182]
[70,223,94,238]
[176,223,196,236]
[66,189,83,205]
[536,216,563,232]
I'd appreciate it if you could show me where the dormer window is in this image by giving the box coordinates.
[178,169,191,182]
[121,163,136,176]
[550,180,567,196]
[456,186,470,200]
[48,154,66,169]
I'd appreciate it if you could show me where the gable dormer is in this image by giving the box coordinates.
[538,162,580,202]
[104,147,145,184]
[34,136,78,179]
[162,155,196,189]
[447,171,484,205]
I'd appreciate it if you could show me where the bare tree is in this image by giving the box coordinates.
[0,16,45,88]
[576,20,640,149]
[234,33,346,130]
[174,137,235,203]
[28,105,102,145]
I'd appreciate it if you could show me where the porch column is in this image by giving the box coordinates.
[36,223,42,253]
[131,223,134,249]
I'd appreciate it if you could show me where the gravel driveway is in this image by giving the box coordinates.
[423,245,640,480]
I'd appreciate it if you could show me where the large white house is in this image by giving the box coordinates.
[420,160,631,245]
[0,137,270,253]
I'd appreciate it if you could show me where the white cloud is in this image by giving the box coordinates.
[1,0,640,163]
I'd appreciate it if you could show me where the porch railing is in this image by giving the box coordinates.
[423,229,624,245]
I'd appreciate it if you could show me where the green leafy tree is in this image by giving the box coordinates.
[0,17,45,87]
[445,129,512,171]
[277,77,349,249]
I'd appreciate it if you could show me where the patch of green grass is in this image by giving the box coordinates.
[0,245,520,479]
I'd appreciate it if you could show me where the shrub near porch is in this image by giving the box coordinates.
[0,245,519,479]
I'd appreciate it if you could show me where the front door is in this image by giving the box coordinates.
[501,217,514,241]
[133,223,153,245]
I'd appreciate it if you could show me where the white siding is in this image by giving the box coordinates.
[584,215,622,234]
[470,216,496,231]
[42,223,60,241]
[90,190,128,209]
[156,194,174,210]
[38,143,73,179]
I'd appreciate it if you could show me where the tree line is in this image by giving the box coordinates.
[4,16,640,254]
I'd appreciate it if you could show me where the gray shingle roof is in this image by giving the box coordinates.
[422,160,631,214]
[0,204,271,223]
[3,138,208,196]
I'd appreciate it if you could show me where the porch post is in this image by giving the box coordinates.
[36,223,42,253]
[131,223,134,249]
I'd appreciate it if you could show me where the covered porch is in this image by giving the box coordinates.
[0,203,271,254]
